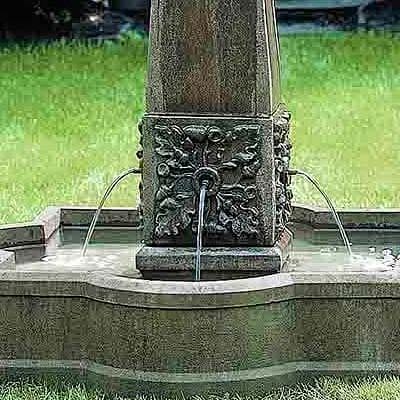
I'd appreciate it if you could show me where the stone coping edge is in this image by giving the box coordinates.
[60,206,141,227]
[1,204,400,251]
[1,359,397,383]
[292,203,400,229]
[0,359,399,395]
[0,271,400,309]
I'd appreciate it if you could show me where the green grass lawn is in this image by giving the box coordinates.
[0,33,399,224]
[3,377,400,400]
[0,37,146,224]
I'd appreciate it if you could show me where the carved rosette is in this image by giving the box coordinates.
[153,124,262,240]
[273,108,293,234]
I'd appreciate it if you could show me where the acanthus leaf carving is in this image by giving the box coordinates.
[153,124,262,240]
[274,108,293,234]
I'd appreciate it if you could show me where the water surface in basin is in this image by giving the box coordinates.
[16,227,142,277]
[13,223,400,278]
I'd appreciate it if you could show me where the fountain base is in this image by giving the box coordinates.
[3,207,400,395]
[136,229,292,281]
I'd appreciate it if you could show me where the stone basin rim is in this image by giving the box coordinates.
[0,270,400,310]
[1,203,400,301]
[2,203,400,245]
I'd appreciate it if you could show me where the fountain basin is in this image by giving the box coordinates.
[1,205,400,395]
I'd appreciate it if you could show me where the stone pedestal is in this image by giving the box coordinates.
[137,228,292,281]
[136,0,293,278]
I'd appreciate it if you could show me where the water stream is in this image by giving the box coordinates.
[81,168,141,257]
[80,167,357,276]
[194,182,209,281]
[290,169,353,257]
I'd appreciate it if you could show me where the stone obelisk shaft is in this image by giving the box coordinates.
[139,0,292,256]
[146,0,281,116]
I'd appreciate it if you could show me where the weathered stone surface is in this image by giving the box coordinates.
[0,271,400,394]
[33,206,60,240]
[11,245,46,264]
[0,224,44,249]
[0,250,15,269]
[137,228,292,280]
[146,0,281,115]
[296,298,400,364]
[292,204,400,229]
[60,207,141,227]
[140,0,292,256]
[142,115,275,247]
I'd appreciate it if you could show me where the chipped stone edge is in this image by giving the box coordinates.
[33,206,61,241]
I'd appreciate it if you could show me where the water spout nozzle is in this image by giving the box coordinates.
[193,167,220,195]
[199,179,210,192]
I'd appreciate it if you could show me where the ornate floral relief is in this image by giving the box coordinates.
[153,124,261,239]
[137,119,144,226]
[273,109,293,234]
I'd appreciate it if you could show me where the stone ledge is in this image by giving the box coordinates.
[1,204,400,253]
[137,247,284,281]
[57,205,400,230]
[0,223,44,250]
[60,207,141,227]
[0,270,400,309]
[136,229,292,280]
[1,359,400,396]
[292,204,400,229]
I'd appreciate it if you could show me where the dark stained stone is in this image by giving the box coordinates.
[146,0,281,116]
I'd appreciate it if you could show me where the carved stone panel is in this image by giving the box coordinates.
[142,116,280,247]
[154,123,261,237]
[273,107,293,234]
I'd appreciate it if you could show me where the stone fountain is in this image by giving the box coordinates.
[136,0,293,279]
[1,0,400,397]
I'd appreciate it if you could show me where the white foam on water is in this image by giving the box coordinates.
[349,254,392,272]
[42,254,111,269]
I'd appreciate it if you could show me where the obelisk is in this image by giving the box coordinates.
[136,0,293,279]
